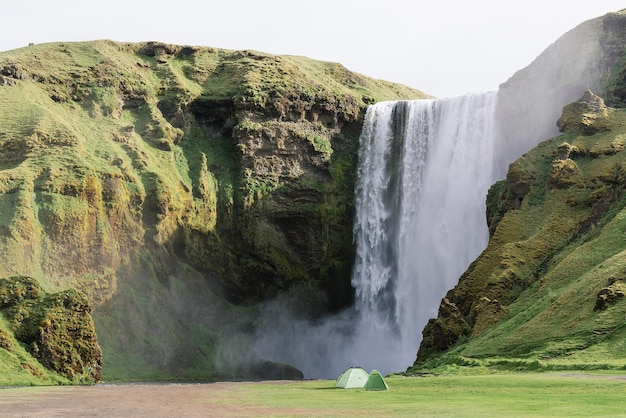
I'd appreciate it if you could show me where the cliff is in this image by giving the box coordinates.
[412,10,626,372]
[0,40,427,382]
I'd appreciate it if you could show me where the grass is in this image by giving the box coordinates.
[105,373,626,416]
[221,374,626,416]
[416,105,626,371]
[2,373,625,416]
[0,39,425,383]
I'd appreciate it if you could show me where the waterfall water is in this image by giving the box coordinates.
[350,93,499,373]
[253,92,500,378]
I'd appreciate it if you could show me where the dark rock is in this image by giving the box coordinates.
[251,360,304,380]
[0,75,17,86]
[594,281,626,311]
[0,64,26,80]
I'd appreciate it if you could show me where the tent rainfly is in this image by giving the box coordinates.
[335,367,369,389]
[364,369,388,391]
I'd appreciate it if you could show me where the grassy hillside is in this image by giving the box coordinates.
[0,40,428,383]
[412,91,626,373]
[410,9,626,375]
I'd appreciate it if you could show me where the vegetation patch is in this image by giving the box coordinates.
[0,40,427,382]
[0,276,102,384]
[414,97,626,373]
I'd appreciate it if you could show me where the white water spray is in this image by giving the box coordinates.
[249,14,611,378]
[253,93,501,378]
[349,93,499,374]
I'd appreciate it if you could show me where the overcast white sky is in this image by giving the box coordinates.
[1,1,624,97]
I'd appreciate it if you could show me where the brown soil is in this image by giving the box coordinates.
[0,381,312,417]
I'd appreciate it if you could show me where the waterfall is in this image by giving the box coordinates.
[252,92,500,378]
[350,93,499,373]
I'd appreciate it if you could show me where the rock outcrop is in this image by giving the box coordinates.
[494,10,626,178]
[557,90,609,135]
[0,276,102,383]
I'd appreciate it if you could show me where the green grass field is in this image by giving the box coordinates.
[4,373,624,417]
[221,374,626,417]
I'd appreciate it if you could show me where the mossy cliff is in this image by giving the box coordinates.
[412,90,626,372]
[0,275,101,385]
[0,40,426,382]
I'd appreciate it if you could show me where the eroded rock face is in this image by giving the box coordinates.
[185,92,363,306]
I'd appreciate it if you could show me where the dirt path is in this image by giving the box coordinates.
[0,382,305,417]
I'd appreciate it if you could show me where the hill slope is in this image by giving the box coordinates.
[412,9,626,373]
[0,40,427,382]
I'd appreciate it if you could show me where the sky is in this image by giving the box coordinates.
[1,1,625,98]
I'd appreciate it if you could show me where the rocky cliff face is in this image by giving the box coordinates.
[0,40,426,382]
[413,10,626,371]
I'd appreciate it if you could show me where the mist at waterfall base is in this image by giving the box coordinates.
[232,17,604,379]
[253,93,507,379]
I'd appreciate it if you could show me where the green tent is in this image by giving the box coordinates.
[364,369,388,391]
[335,367,369,389]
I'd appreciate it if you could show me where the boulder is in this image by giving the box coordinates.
[251,360,304,380]
[594,279,626,311]
[557,90,610,134]
[548,158,583,189]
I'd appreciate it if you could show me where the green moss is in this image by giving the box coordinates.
[0,276,101,384]
[0,40,426,381]
[306,133,333,159]
[415,106,626,373]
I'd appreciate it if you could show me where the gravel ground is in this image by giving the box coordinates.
[0,381,303,417]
